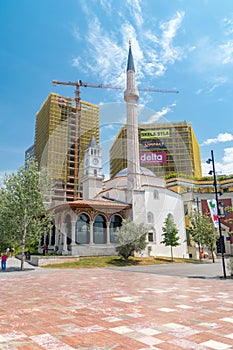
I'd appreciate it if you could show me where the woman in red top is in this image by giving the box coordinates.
[1,253,8,271]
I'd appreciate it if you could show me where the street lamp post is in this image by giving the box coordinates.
[206,150,226,278]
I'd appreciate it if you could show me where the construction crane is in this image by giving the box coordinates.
[52,79,179,95]
[52,79,178,200]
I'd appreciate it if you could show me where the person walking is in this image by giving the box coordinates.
[1,252,8,271]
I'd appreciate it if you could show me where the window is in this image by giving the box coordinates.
[93,215,107,244]
[148,232,154,242]
[147,212,154,224]
[154,190,159,199]
[109,215,122,243]
[76,213,90,244]
[167,213,174,222]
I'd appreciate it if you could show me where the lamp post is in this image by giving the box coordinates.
[206,150,226,278]
[193,197,200,212]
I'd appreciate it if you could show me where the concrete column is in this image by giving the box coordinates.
[71,220,76,244]
[106,221,110,244]
[48,227,52,246]
[90,221,94,244]
[55,227,59,247]
[62,223,67,254]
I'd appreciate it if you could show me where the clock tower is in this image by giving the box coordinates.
[82,135,104,199]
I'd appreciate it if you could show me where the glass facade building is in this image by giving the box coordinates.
[34,93,99,201]
[110,121,202,179]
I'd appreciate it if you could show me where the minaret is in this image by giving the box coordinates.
[124,41,141,203]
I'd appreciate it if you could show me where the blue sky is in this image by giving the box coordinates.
[1,0,233,181]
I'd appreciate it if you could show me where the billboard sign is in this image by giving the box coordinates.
[141,139,166,149]
[140,129,170,139]
[140,151,167,165]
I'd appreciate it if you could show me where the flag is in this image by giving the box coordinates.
[207,199,218,228]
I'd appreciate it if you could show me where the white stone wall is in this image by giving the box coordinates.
[142,186,188,258]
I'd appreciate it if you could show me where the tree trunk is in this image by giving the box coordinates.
[198,243,201,260]
[21,231,26,271]
[171,246,173,261]
[211,246,215,263]
[21,209,27,271]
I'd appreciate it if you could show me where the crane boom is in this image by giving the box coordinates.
[52,80,178,93]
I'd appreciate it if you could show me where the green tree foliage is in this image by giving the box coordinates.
[161,217,180,261]
[115,219,148,260]
[188,210,218,262]
[226,206,233,214]
[0,159,52,270]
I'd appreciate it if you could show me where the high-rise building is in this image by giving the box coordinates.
[25,144,34,161]
[110,121,202,179]
[34,93,99,201]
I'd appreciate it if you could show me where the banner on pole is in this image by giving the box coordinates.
[207,199,218,228]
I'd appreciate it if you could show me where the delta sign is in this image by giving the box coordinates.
[140,151,167,165]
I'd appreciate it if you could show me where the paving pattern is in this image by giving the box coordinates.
[0,265,233,349]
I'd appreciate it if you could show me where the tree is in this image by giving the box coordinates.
[161,217,180,261]
[0,159,52,270]
[188,210,218,262]
[188,210,205,260]
[115,219,148,260]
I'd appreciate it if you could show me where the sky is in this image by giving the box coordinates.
[1,0,233,181]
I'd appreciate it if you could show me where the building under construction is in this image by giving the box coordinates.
[34,93,99,201]
[110,121,202,179]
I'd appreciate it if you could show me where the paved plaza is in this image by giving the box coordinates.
[0,258,233,349]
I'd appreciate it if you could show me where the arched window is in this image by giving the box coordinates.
[167,213,174,222]
[65,214,72,245]
[109,215,122,243]
[76,213,90,244]
[51,223,56,246]
[154,190,159,200]
[147,212,154,224]
[93,214,107,244]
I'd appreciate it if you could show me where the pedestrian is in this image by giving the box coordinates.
[43,244,48,255]
[10,247,15,257]
[1,252,8,271]
[25,250,31,260]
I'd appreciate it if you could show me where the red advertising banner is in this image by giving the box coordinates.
[140,151,167,165]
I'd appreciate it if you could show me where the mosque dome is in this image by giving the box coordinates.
[115,167,156,178]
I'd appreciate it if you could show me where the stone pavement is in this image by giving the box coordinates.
[0,260,233,349]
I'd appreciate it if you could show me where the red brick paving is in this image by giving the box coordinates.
[0,268,233,349]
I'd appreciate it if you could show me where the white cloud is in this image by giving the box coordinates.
[223,14,233,36]
[207,76,228,93]
[144,105,173,124]
[100,0,112,14]
[202,147,233,176]
[196,76,228,95]
[202,160,233,176]
[223,147,233,163]
[160,11,185,64]
[126,0,143,27]
[72,6,185,90]
[202,132,233,146]
[219,40,233,64]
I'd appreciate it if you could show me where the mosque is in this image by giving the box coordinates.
[48,44,188,258]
